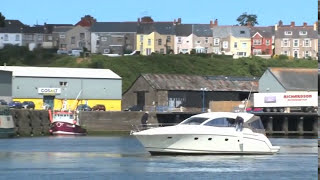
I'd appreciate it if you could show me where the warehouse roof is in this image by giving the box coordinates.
[141,74,258,92]
[0,66,121,79]
[267,67,317,91]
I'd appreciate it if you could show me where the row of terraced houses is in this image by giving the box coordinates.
[0,15,318,59]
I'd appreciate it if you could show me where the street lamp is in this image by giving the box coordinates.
[200,88,207,112]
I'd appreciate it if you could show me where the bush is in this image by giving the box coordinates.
[278,55,288,60]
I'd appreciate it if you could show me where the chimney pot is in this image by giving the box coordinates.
[214,19,218,26]
[291,21,295,27]
[278,20,283,26]
[303,22,307,27]
[178,18,181,24]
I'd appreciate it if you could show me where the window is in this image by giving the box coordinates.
[167,46,171,51]
[166,36,171,42]
[205,37,209,43]
[222,41,228,49]
[284,31,292,35]
[96,40,100,46]
[266,40,270,46]
[146,48,152,55]
[282,39,290,47]
[204,47,208,53]
[299,31,307,35]
[140,35,143,41]
[242,43,247,48]
[214,38,219,46]
[178,37,182,43]
[148,39,151,45]
[101,37,107,41]
[282,50,289,56]
[253,49,262,55]
[4,34,8,41]
[234,42,238,48]
[303,39,310,47]
[47,35,52,41]
[160,48,164,54]
[293,39,299,47]
[196,40,200,44]
[104,49,110,54]
[181,117,209,125]
[15,34,20,41]
[204,118,236,127]
[37,35,43,41]
[158,39,162,45]
[305,51,311,58]
[240,30,245,34]
[80,33,85,40]
[237,52,246,56]
[253,39,262,45]
[71,37,75,44]
[59,34,65,38]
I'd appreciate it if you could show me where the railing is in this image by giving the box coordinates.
[130,123,178,134]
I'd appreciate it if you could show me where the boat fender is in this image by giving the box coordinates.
[56,122,63,127]
[73,120,77,124]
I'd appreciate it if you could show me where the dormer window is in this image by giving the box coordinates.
[299,31,307,35]
[284,31,292,35]
[240,31,245,34]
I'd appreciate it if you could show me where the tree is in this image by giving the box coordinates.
[236,12,258,26]
[0,12,5,27]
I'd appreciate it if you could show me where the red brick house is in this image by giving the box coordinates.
[249,26,274,56]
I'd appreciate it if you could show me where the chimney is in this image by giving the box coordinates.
[314,21,318,31]
[210,20,213,28]
[177,18,181,24]
[290,21,295,27]
[174,19,176,25]
[214,19,218,26]
[278,20,283,26]
[303,22,307,27]
[247,21,252,27]
[275,24,278,31]
[138,18,140,23]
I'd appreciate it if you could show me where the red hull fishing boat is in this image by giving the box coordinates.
[49,110,87,135]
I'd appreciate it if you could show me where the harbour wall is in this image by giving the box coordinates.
[9,110,319,136]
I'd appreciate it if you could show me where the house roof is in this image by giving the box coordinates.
[0,66,121,79]
[52,26,74,33]
[137,22,175,35]
[192,24,212,37]
[212,26,251,38]
[23,26,45,34]
[175,24,192,36]
[0,20,27,33]
[267,67,317,91]
[275,26,317,38]
[91,22,137,32]
[4,20,25,28]
[141,74,258,92]
[249,26,274,38]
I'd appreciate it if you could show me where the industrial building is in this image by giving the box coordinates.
[0,70,12,102]
[122,74,258,112]
[0,66,122,111]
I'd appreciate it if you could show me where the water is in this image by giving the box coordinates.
[0,136,317,180]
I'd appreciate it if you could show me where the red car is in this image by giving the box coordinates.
[92,104,106,111]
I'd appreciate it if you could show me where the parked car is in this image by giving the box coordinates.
[22,101,35,109]
[8,101,23,109]
[124,105,143,111]
[77,104,92,111]
[92,104,106,111]
[0,99,8,105]
[57,49,69,55]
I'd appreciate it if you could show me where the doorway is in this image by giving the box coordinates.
[43,96,55,110]
[137,92,145,110]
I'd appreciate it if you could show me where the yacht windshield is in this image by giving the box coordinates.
[204,117,236,127]
[244,116,265,134]
[180,117,209,125]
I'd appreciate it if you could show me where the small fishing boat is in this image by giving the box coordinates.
[0,105,15,138]
[49,110,87,136]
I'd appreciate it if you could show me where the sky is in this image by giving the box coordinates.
[0,0,318,26]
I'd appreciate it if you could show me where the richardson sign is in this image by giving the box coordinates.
[38,88,61,94]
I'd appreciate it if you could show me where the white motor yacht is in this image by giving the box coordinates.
[132,112,280,155]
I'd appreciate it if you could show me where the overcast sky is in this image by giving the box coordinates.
[1,0,317,26]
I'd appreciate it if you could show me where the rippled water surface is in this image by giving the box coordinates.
[0,136,317,180]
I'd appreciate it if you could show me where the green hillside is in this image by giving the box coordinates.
[0,46,317,92]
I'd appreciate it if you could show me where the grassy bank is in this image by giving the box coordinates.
[1,46,317,92]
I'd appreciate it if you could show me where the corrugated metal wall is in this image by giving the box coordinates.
[0,71,12,98]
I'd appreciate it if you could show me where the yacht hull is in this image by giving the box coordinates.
[50,122,87,136]
[134,133,280,155]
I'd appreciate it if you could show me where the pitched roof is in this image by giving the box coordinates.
[0,66,121,79]
[23,26,45,34]
[0,20,27,33]
[141,74,258,92]
[52,26,74,33]
[4,20,25,28]
[137,22,175,35]
[91,22,137,32]
[275,25,317,38]
[212,26,251,38]
[249,26,274,38]
[192,24,212,37]
[175,24,192,36]
[268,67,317,91]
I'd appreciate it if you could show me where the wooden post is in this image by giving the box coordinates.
[267,116,273,135]
[283,116,289,135]
[297,116,304,136]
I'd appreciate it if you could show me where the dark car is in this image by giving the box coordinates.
[124,105,143,111]
[22,101,35,109]
[77,104,92,111]
[8,101,23,109]
[92,104,106,111]
[0,99,8,105]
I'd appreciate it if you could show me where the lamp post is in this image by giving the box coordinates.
[200,88,207,112]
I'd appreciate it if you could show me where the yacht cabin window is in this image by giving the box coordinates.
[181,117,209,125]
[204,117,236,127]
